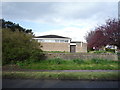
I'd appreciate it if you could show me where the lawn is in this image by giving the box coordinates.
[15,58,119,70]
[3,58,119,80]
[2,71,119,80]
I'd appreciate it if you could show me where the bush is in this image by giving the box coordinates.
[105,48,115,53]
[29,49,45,62]
[2,29,42,65]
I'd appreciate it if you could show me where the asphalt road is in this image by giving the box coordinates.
[2,79,119,88]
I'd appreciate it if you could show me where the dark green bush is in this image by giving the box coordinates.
[2,29,42,65]
[29,49,45,62]
[105,48,115,53]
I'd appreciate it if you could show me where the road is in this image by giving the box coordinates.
[2,79,119,88]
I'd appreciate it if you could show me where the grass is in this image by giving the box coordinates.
[15,58,119,70]
[2,71,119,80]
[88,50,115,54]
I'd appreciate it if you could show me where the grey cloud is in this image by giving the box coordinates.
[2,2,117,23]
[2,2,55,20]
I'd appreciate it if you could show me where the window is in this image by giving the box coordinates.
[60,40,65,42]
[38,39,44,42]
[55,40,59,42]
[37,39,69,43]
[65,40,68,42]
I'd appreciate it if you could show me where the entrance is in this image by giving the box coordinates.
[70,45,76,53]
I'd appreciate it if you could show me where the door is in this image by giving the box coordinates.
[70,45,76,53]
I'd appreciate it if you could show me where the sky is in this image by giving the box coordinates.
[1,0,118,42]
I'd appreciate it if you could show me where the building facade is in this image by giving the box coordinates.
[34,35,87,53]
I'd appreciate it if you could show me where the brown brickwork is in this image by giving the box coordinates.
[40,42,87,52]
[76,43,87,52]
[41,42,70,52]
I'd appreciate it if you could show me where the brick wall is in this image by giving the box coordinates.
[41,42,70,52]
[76,43,87,52]
[40,42,87,53]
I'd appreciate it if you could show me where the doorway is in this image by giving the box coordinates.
[70,45,76,53]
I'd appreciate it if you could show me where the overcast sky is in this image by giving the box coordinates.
[2,1,118,42]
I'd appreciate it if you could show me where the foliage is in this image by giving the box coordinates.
[29,49,44,62]
[105,48,115,53]
[85,19,120,49]
[2,25,42,65]
[0,19,33,34]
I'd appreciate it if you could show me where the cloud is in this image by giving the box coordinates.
[34,26,92,42]
[2,2,118,42]
[2,2,117,24]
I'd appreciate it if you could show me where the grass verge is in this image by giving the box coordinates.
[2,71,119,80]
[17,58,119,70]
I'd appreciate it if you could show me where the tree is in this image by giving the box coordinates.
[2,19,43,65]
[85,19,120,50]
[0,19,33,34]
[103,19,120,49]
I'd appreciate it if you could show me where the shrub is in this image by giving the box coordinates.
[105,48,115,53]
[29,49,45,62]
[2,29,42,65]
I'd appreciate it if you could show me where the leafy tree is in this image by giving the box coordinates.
[85,19,120,50]
[0,19,33,34]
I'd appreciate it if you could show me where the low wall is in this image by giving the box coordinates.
[44,53,118,61]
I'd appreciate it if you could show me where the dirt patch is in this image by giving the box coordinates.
[2,64,23,71]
